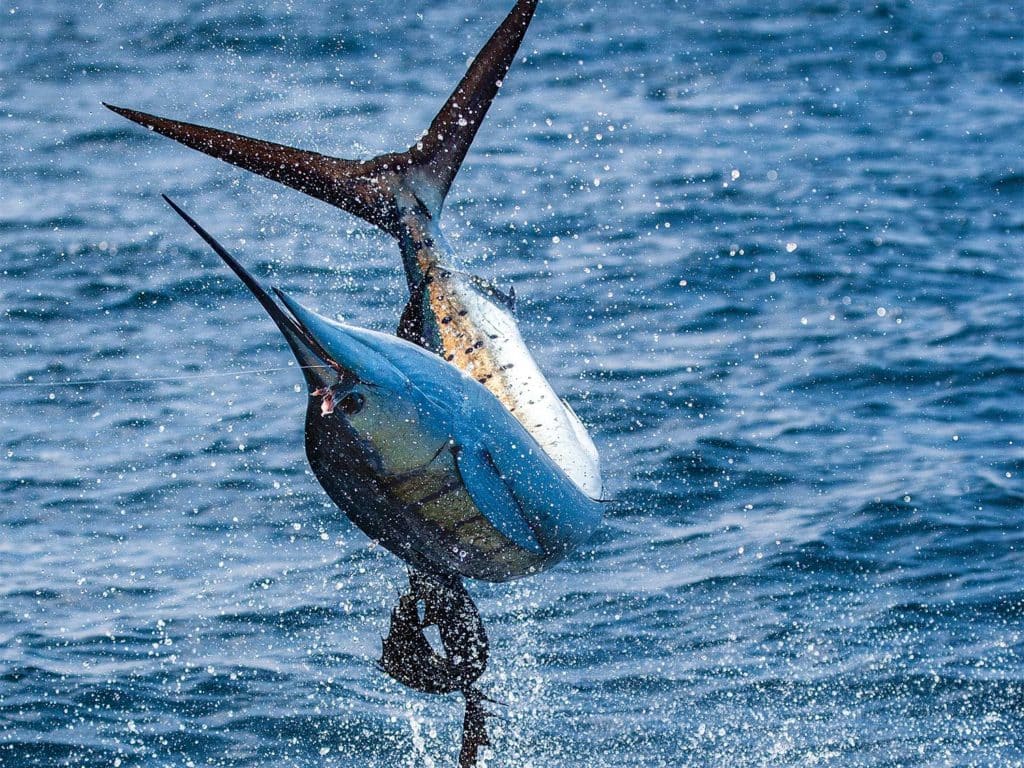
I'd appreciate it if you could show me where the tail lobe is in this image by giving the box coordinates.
[105,0,538,237]
[107,105,403,235]
[405,0,538,212]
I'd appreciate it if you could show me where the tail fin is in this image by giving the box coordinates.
[105,0,537,237]
[404,0,538,213]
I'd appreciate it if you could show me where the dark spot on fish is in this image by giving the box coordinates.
[465,347,475,354]
[406,477,462,509]
[457,309,468,316]
[337,392,365,416]
[488,334,498,339]
[445,354,455,361]
[441,316,452,324]
[500,363,515,370]
[473,340,485,349]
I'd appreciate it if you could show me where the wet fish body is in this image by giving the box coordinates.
[164,197,602,582]
[105,0,602,501]
[400,253,601,498]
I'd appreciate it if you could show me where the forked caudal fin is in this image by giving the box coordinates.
[104,0,538,238]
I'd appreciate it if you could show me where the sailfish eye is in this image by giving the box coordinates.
[338,392,366,415]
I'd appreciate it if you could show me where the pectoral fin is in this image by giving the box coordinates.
[453,446,541,554]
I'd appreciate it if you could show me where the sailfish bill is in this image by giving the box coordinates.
[107,0,603,500]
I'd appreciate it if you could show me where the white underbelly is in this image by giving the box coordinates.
[455,285,602,499]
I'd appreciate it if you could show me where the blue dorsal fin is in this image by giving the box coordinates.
[104,0,538,235]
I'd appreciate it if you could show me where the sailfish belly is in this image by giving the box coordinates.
[425,277,602,499]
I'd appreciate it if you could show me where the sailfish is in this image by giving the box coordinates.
[108,3,603,763]
[161,194,603,766]
[104,0,602,502]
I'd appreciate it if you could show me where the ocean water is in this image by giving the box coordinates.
[2,0,1022,766]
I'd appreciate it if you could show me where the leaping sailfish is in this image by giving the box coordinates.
[108,4,603,765]
[105,0,602,502]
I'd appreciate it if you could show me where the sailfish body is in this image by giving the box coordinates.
[105,0,602,501]
[164,198,602,582]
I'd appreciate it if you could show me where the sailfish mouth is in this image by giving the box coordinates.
[162,195,343,393]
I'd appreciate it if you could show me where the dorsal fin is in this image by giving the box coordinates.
[104,0,537,236]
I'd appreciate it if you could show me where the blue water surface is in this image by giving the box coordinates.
[2,1,1022,766]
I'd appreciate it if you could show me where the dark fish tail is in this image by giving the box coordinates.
[105,0,537,242]
[405,0,538,213]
